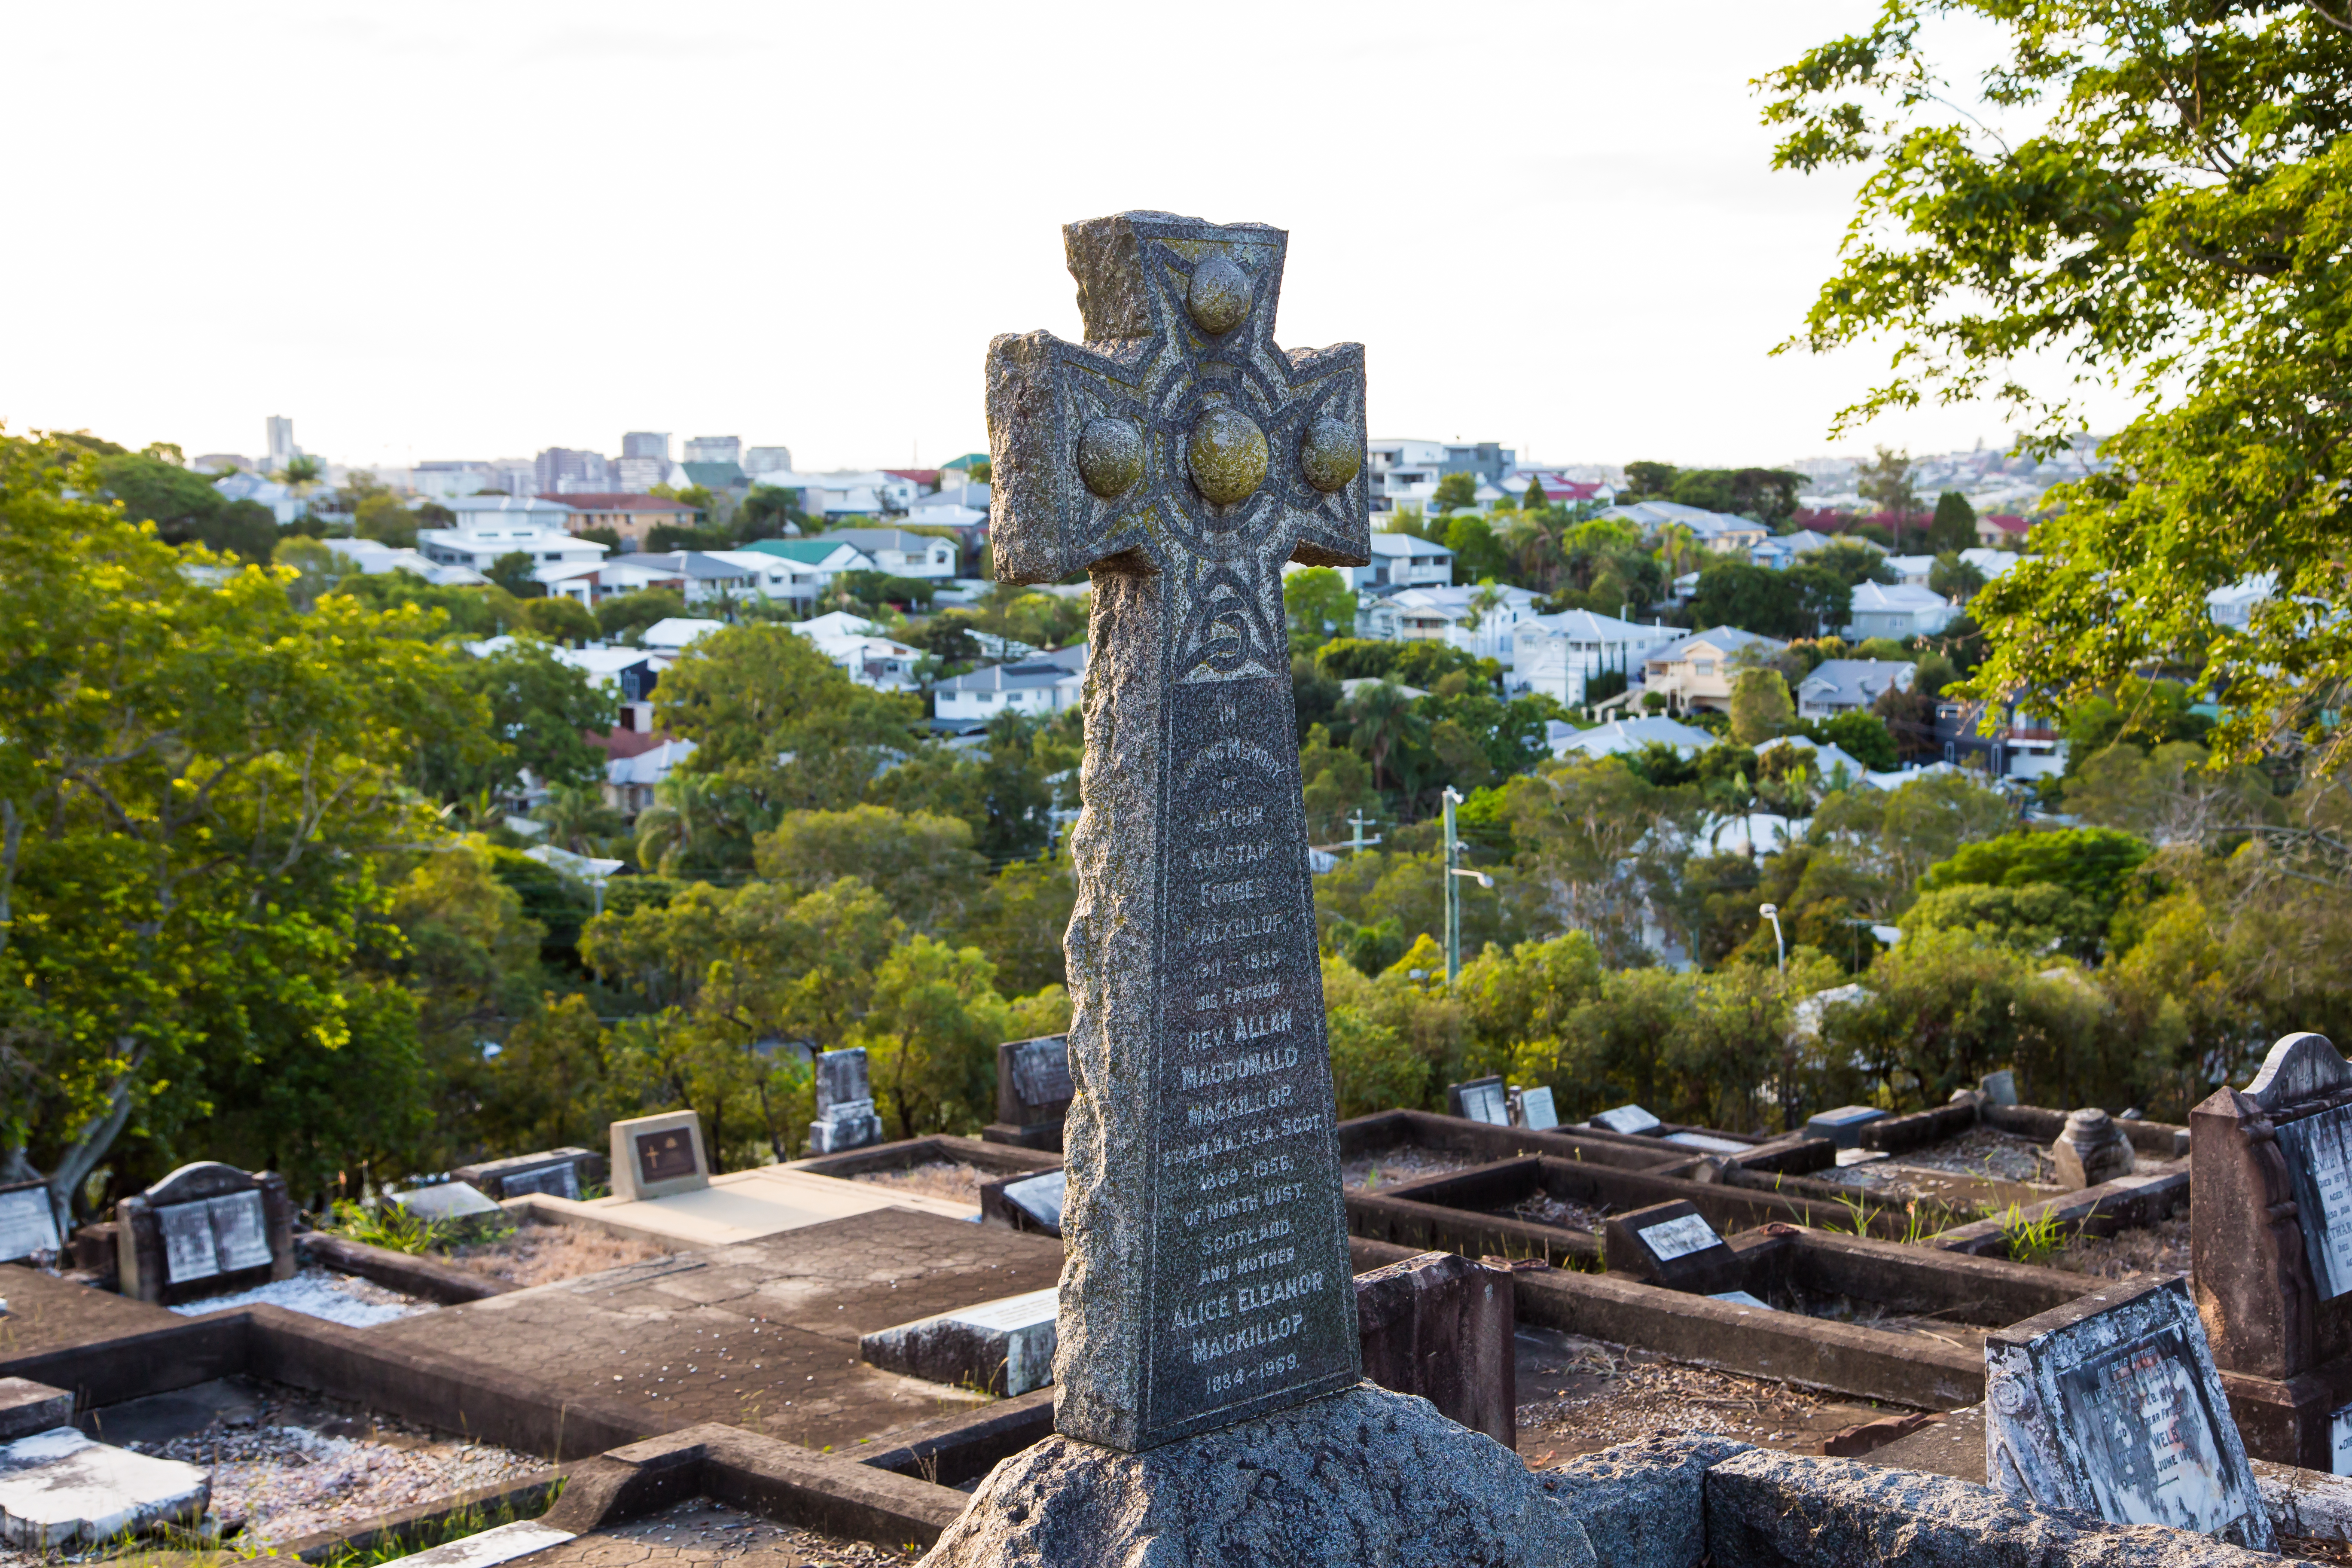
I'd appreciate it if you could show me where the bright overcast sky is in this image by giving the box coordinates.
[2,1,2142,474]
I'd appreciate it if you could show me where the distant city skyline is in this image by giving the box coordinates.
[3,2,2143,474]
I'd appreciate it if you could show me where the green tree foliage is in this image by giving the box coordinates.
[1443,514,1518,585]
[412,640,616,804]
[1432,472,1479,513]
[654,622,922,824]
[0,436,467,1222]
[1690,561,1814,640]
[1282,566,1358,649]
[598,588,688,643]
[1764,1,2352,768]
[863,936,1008,1140]
[519,595,599,645]
[755,804,990,933]
[1729,668,1797,745]
[62,442,283,562]
[1918,828,2153,925]
[956,848,1080,996]
[1928,492,1977,554]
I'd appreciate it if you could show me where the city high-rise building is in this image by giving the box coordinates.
[683,436,741,465]
[266,415,298,469]
[744,445,795,476]
[535,447,612,494]
[621,431,671,461]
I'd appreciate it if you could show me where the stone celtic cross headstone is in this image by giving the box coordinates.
[986,210,1370,1452]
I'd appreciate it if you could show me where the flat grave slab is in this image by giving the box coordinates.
[0,1425,209,1549]
[1589,1104,1662,1137]
[1804,1105,1888,1148]
[366,1209,1065,1453]
[520,1164,979,1251]
[0,1378,71,1442]
[860,1287,1059,1397]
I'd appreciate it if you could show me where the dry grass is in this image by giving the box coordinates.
[2053,1215,2191,1281]
[848,1161,984,1205]
[445,1220,675,1287]
[1341,1147,1483,1192]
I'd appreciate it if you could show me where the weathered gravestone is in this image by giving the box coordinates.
[1447,1075,1510,1127]
[1353,1251,1517,1447]
[1804,1104,1888,1149]
[2053,1107,2137,1190]
[113,1163,293,1306]
[2191,1030,2352,1467]
[1985,1276,2273,1550]
[0,1182,61,1265]
[609,1110,709,1202]
[982,1034,1074,1151]
[1602,1200,1745,1295]
[808,1046,884,1155]
[451,1147,598,1202]
[980,1168,1067,1238]
[1516,1086,1560,1132]
[1589,1103,1662,1137]
[921,212,1595,1568]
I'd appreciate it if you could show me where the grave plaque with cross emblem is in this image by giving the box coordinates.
[986,210,1369,1452]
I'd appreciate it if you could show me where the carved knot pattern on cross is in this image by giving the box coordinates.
[986,211,1371,682]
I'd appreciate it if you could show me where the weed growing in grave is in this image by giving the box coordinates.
[120,1482,563,1568]
[324,1199,449,1255]
[1998,1204,2069,1266]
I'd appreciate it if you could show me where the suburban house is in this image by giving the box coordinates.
[819,528,959,580]
[2207,574,2275,629]
[753,470,920,517]
[1593,500,1769,555]
[933,651,1086,729]
[1513,610,1681,707]
[533,558,683,605]
[1843,583,1958,640]
[1755,735,1870,790]
[319,537,487,586]
[443,494,579,531]
[543,493,697,549]
[1501,471,1616,509]
[787,612,922,691]
[418,524,606,573]
[1548,715,1717,761]
[1881,555,1939,588]
[739,537,878,598]
[628,550,777,605]
[555,646,670,701]
[210,469,308,525]
[1936,696,2068,781]
[1316,531,1454,595]
[604,737,697,818]
[907,482,990,530]
[641,618,726,652]
[1977,513,2032,548]
[1354,583,1543,665]
[1638,627,1790,714]
[1795,659,1915,720]
[1749,529,1860,571]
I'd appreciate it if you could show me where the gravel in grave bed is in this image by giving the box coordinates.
[167,1267,428,1326]
[123,1382,547,1550]
[568,1495,918,1567]
[845,1160,985,1205]
[1340,1147,1486,1191]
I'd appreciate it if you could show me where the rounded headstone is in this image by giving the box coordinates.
[1076,416,1144,498]
[1300,414,1361,492]
[1187,405,1269,506]
[1185,255,1252,335]
[2050,1106,2134,1190]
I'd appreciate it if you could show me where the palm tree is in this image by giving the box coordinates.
[1498,509,1565,588]
[634,772,728,876]
[540,782,616,855]
[1346,679,1422,793]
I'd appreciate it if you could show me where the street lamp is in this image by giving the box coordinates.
[1442,787,1492,983]
[1758,902,1785,975]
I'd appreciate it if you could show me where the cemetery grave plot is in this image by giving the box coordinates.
[522,1495,913,1568]
[839,1163,983,1208]
[86,1376,545,1550]
[787,1135,1061,1196]
[441,1219,677,1288]
[1511,1325,1928,1463]
[1339,1145,1486,1192]
[360,1209,1065,1455]
[163,1265,427,1327]
[2052,1214,2192,1281]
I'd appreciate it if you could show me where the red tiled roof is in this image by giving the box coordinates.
[1985,514,2031,533]
[536,493,694,512]
[884,469,941,485]
[583,726,671,760]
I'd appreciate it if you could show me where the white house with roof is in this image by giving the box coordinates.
[739,538,877,600]
[1638,627,1790,714]
[1547,715,1718,761]
[1594,501,1769,555]
[606,738,696,817]
[319,537,488,586]
[819,528,958,580]
[212,469,308,525]
[1319,532,1454,596]
[555,645,671,701]
[534,558,680,605]
[641,618,726,651]
[1795,659,1915,720]
[1751,530,1861,571]
[1755,735,1870,792]
[1844,583,1958,640]
[2207,574,2276,629]
[443,494,577,529]
[1355,583,1542,664]
[754,470,919,517]
[786,612,921,691]
[933,651,1086,727]
[1514,610,1681,706]
[418,525,606,573]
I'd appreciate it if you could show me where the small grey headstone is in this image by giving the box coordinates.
[1981,1069,2019,1106]
[500,1162,580,1200]
[809,1046,884,1153]
[1516,1087,1558,1131]
[206,1191,272,1273]
[1804,1104,1888,1148]
[862,1287,1060,1396]
[816,1046,872,1112]
[1985,1275,2270,1549]
[1009,1036,1075,1113]
[1003,1170,1066,1233]
[1600,1199,1742,1293]
[1449,1077,1509,1126]
[388,1182,502,1223]
[0,1187,58,1264]
[1591,1104,1662,1136]
[158,1204,220,1285]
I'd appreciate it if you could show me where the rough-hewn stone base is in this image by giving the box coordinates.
[919,1383,1595,1568]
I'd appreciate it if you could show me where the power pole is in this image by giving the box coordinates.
[1443,787,1463,983]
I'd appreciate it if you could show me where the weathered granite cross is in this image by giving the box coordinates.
[986,211,1370,1452]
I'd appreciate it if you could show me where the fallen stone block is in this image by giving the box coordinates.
[860,1287,1058,1396]
[1537,1434,1750,1568]
[1704,1448,2304,1568]
[0,1426,209,1549]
